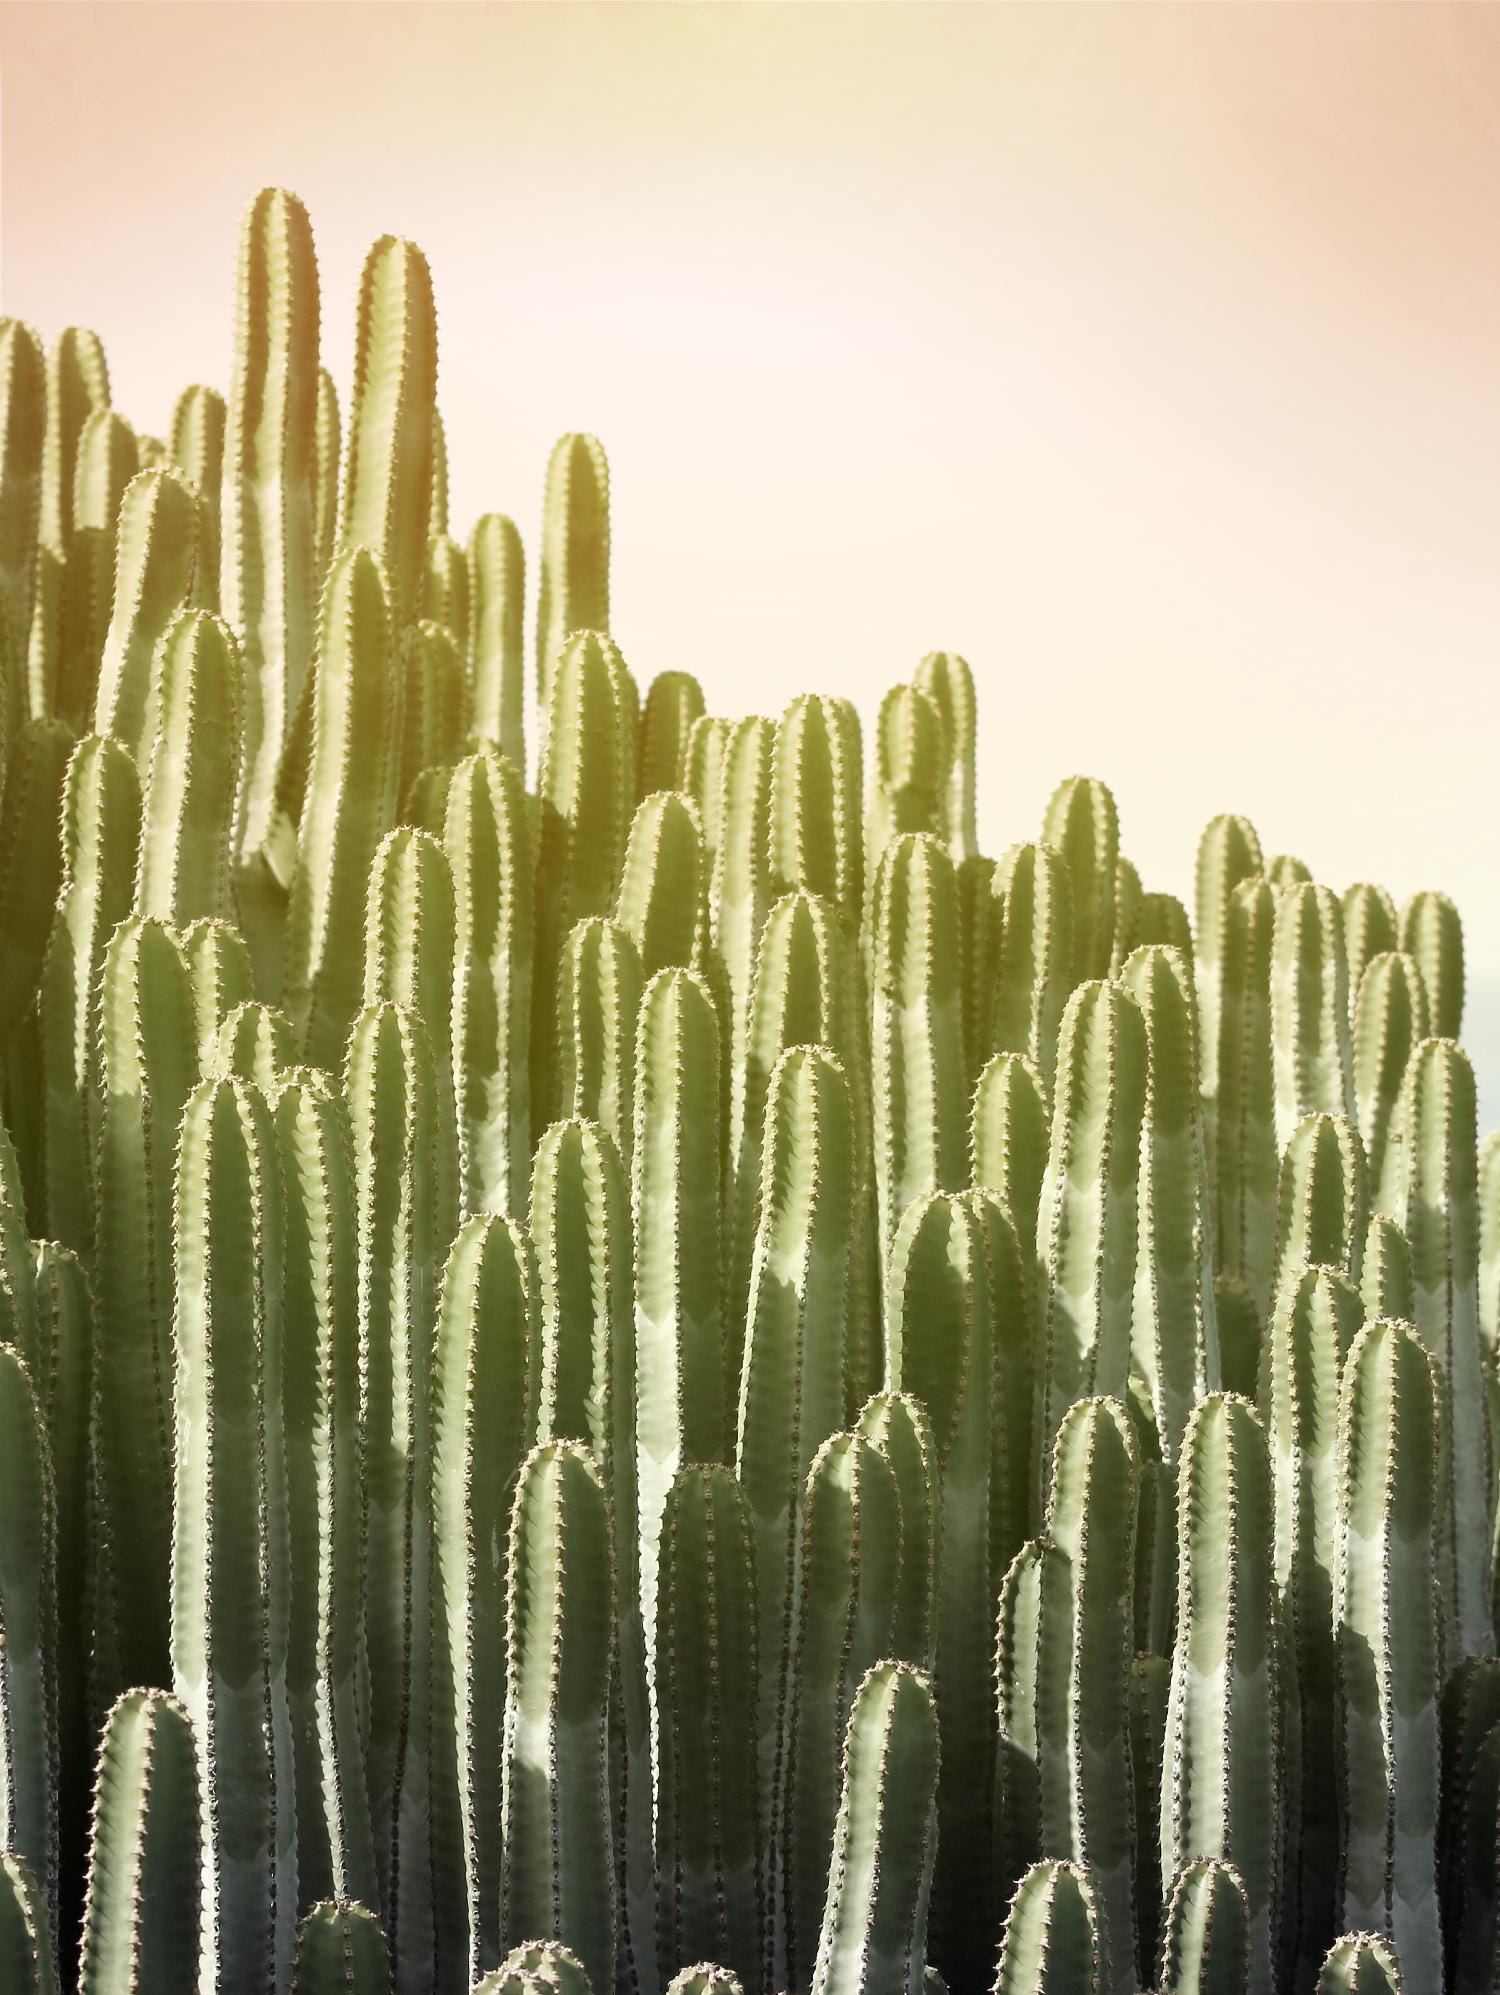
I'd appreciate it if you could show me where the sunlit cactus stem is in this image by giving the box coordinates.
[993,1860,1101,1995]
[536,432,610,705]
[0,1854,57,1995]
[1159,1859,1251,1995]
[290,1902,392,1995]
[468,512,526,766]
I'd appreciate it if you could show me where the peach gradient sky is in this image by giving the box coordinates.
[1,1,1497,1124]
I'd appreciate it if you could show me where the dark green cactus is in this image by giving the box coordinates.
[0,1852,57,1995]
[291,1902,392,1995]
[1315,1934,1403,1995]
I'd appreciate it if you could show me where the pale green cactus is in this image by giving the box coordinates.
[732,891,843,1315]
[536,433,610,705]
[789,1433,902,1988]
[1340,885,1398,1011]
[428,411,448,536]
[1161,1395,1281,1995]
[1042,775,1118,985]
[268,1075,376,1919]
[1333,1319,1441,1993]
[342,235,438,627]
[1351,952,1428,1192]
[870,833,967,1263]
[1121,943,1217,1472]
[1259,1263,1363,1983]
[91,917,196,1694]
[994,1860,1101,1995]
[883,1192,994,1987]
[684,714,730,853]
[397,622,469,805]
[0,320,44,687]
[92,468,203,764]
[55,410,137,726]
[170,1077,296,1995]
[1194,815,1264,1138]
[290,1902,392,1995]
[964,1187,1034,1594]
[1271,882,1355,1153]
[1110,856,1142,977]
[499,1442,617,1995]
[39,326,109,560]
[658,1463,763,1986]
[444,746,534,1216]
[552,915,642,1164]
[639,670,705,798]
[1359,1213,1414,1323]
[809,1662,938,1995]
[1375,1036,1492,1660]
[1266,855,1312,889]
[0,1343,58,1934]
[219,188,320,860]
[532,631,636,1112]
[478,1940,593,1995]
[734,1045,853,1961]
[970,1050,1050,1269]
[423,533,471,652]
[867,682,944,870]
[957,855,1002,1082]
[0,718,76,1056]
[991,841,1073,1093]
[1138,890,1193,959]
[615,790,707,980]
[78,1689,200,1995]
[1272,1112,1368,1299]
[132,610,242,926]
[1158,1860,1250,1995]
[911,651,977,862]
[769,694,864,925]
[209,1001,295,1091]
[38,734,140,1254]
[1398,890,1463,1040]
[856,1391,938,1670]
[429,1213,535,1989]
[706,716,774,1115]
[363,826,458,1131]
[1019,1397,1139,1995]
[633,966,725,1759]
[468,513,525,765]
[182,914,254,1064]
[665,1968,743,1995]
[0,1853,57,1995]
[1213,877,1278,1314]
[1315,1933,1404,1995]
[345,1003,454,1934]
[284,546,400,1067]
[1481,1129,1499,1356]
[1034,979,1149,1500]
[168,383,226,608]
[312,367,340,584]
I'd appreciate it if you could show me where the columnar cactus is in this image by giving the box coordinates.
[290,1902,392,1995]
[1159,1859,1251,1995]
[990,841,1073,1093]
[1212,877,1278,1313]
[994,1860,1101,1995]
[536,434,610,706]
[1271,882,1354,1153]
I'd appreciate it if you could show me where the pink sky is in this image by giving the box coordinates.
[3,1,1497,1120]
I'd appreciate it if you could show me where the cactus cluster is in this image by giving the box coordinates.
[0,187,1494,1995]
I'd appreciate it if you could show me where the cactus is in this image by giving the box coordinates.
[808,1662,939,1995]
[0,718,76,1056]
[970,1051,1050,1272]
[170,1077,296,1995]
[1121,943,1217,1472]
[468,513,525,765]
[291,1902,392,1995]
[1482,1127,1499,1356]
[769,694,863,925]
[78,1689,200,1995]
[1272,1111,1368,1298]
[1213,877,1279,1314]
[0,1853,57,1995]
[639,671,705,798]
[869,834,968,1263]
[993,1860,1100,1995]
[0,320,44,690]
[1160,1395,1281,1995]
[133,610,242,926]
[429,1213,535,1988]
[1259,1263,1363,1983]
[658,1464,763,1985]
[1376,1036,1493,1660]
[553,915,642,1165]
[397,622,469,804]
[856,1392,938,1671]
[615,791,707,980]
[284,546,400,1067]
[706,718,774,1135]
[479,1941,594,1995]
[1398,890,1463,1040]
[423,535,470,652]
[788,1434,902,1986]
[911,651,977,863]
[499,1442,617,1995]
[363,826,458,1130]
[1315,1934,1403,1995]
[1159,1859,1250,1995]
[1271,883,1354,1153]
[168,383,226,607]
[1340,885,1398,1009]
[1333,1319,1441,1992]
[1194,815,1264,1142]
[536,434,609,705]
[868,682,943,869]
[957,854,1002,1082]
[1033,979,1149,1499]
[991,841,1073,1093]
[0,1341,58,1935]
[39,326,109,560]
[1351,954,1428,1191]
[271,1076,377,1916]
